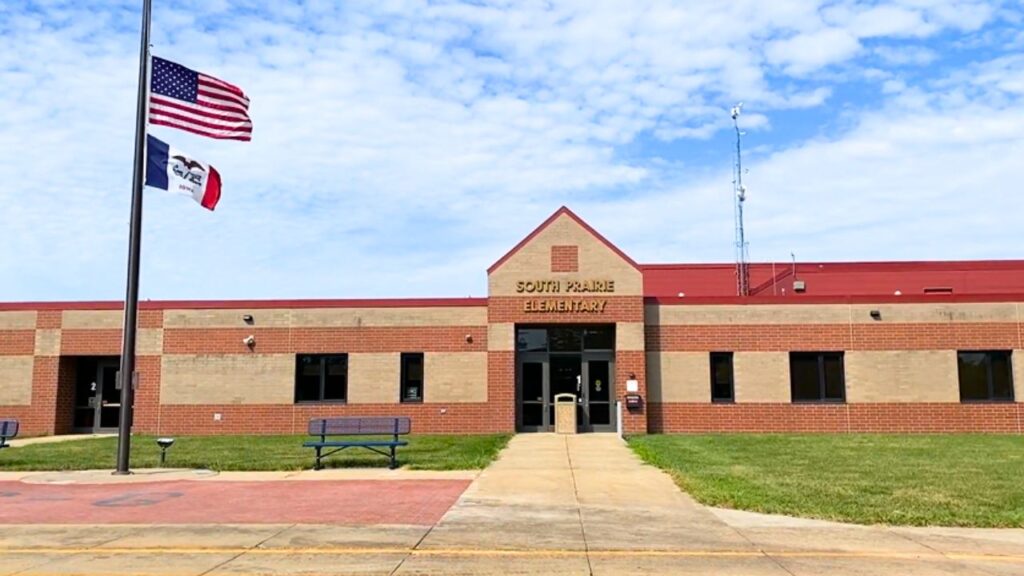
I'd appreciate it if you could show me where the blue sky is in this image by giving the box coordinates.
[1,0,1023,301]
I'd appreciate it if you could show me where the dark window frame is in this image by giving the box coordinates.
[709,352,735,403]
[400,352,425,403]
[789,352,846,403]
[294,353,348,404]
[957,350,1015,403]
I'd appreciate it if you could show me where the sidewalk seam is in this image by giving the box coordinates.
[564,436,594,576]
[196,523,296,576]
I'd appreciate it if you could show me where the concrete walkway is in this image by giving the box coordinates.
[411,433,1024,574]
[4,433,114,449]
[1,433,1022,575]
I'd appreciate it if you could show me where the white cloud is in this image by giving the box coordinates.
[0,0,1018,301]
[765,28,863,74]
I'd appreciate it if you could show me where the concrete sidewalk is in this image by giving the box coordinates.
[1,433,1022,575]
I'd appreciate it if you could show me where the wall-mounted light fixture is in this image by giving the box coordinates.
[242,335,256,349]
[242,314,254,324]
[869,309,882,321]
[465,334,473,343]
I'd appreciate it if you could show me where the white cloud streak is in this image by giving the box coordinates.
[0,0,1019,301]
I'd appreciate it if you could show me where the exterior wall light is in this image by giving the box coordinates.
[242,314,254,324]
[869,310,882,320]
[242,335,256,349]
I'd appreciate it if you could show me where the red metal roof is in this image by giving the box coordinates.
[642,260,1024,302]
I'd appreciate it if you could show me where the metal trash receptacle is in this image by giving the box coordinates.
[554,393,577,434]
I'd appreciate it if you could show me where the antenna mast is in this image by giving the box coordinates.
[732,103,750,296]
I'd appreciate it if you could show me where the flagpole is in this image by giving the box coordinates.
[115,0,152,475]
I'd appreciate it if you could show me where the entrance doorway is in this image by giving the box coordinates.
[515,325,615,432]
[72,357,122,433]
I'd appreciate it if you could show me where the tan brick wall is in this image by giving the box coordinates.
[650,302,1019,326]
[62,310,123,329]
[160,354,294,405]
[488,323,515,351]
[616,322,645,352]
[845,351,959,403]
[426,352,487,403]
[848,302,1017,324]
[33,329,61,356]
[0,356,33,405]
[137,329,163,355]
[348,353,400,404]
[0,311,36,330]
[646,352,709,403]
[734,352,790,402]
[163,307,487,329]
[489,213,643,296]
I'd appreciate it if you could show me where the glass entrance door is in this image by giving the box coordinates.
[517,355,547,432]
[72,358,121,433]
[549,355,582,431]
[582,356,614,432]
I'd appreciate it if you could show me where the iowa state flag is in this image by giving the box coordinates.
[144,135,222,210]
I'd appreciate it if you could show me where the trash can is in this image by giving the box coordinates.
[554,393,577,434]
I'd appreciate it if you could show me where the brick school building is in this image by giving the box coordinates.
[2,207,1022,436]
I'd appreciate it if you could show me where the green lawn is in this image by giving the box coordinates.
[0,434,511,471]
[629,434,1024,528]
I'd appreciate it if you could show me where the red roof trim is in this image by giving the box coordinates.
[487,206,640,274]
[640,260,1024,272]
[0,298,488,312]
[645,294,1024,306]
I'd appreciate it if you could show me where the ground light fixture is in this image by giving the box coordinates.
[156,437,175,465]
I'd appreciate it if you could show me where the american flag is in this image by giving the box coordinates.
[149,56,252,141]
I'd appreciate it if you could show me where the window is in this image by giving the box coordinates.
[958,351,1014,402]
[790,352,845,403]
[710,352,734,403]
[295,354,347,403]
[401,353,425,403]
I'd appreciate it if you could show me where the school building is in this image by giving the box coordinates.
[1,206,1022,436]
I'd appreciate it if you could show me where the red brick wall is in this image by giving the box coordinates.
[487,351,516,432]
[52,358,77,435]
[550,245,579,273]
[649,403,1024,434]
[162,326,487,354]
[61,329,122,356]
[0,330,35,355]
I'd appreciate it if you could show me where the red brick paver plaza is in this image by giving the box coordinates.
[0,479,470,525]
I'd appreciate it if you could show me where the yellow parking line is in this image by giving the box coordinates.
[1,546,1023,563]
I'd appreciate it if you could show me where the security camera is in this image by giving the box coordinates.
[242,335,256,347]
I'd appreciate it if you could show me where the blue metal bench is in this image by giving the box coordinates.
[304,417,411,470]
[0,419,19,449]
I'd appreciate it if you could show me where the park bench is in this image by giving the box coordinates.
[0,419,19,449]
[304,417,411,470]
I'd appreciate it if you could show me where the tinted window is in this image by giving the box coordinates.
[548,327,582,352]
[958,351,1014,402]
[583,326,615,350]
[516,329,547,352]
[790,352,845,402]
[710,352,734,402]
[401,353,424,402]
[295,354,347,403]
